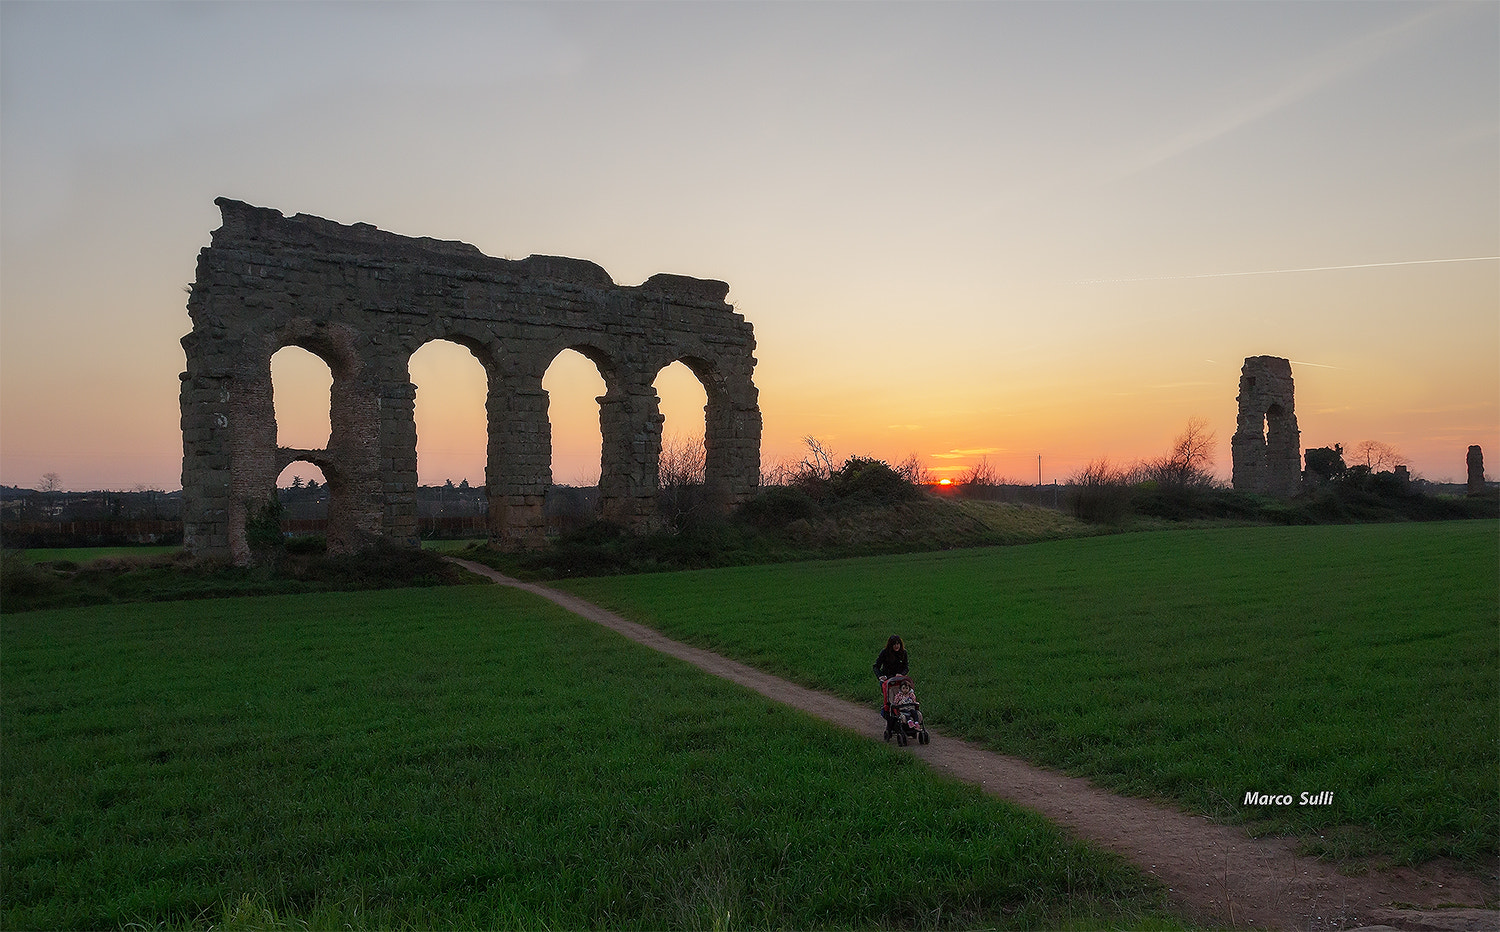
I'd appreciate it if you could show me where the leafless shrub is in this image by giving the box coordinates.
[1067,457,1132,524]
[759,457,798,488]
[658,433,706,489]
[959,456,998,490]
[657,433,710,529]
[1140,416,1219,489]
[1349,440,1404,472]
[895,454,931,487]
[798,435,837,483]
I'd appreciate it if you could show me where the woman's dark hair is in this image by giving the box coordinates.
[887,635,904,650]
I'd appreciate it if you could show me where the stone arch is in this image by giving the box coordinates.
[652,359,710,485]
[542,344,614,488]
[269,321,379,557]
[180,198,760,562]
[1231,356,1301,498]
[405,335,495,483]
[649,343,760,508]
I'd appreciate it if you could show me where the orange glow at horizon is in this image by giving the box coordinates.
[1,4,1494,493]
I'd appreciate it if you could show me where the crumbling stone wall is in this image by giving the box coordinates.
[181,199,761,563]
[1231,356,1301,498]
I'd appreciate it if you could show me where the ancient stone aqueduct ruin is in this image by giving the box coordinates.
[1230,355,1302,498]
[181,201,1464,562]
[180,198,761,563]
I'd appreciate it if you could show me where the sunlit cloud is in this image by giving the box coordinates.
[931,447,1004,459]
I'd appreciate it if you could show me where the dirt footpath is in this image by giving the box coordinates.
[450,559,1498,931]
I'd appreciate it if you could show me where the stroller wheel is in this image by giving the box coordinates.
[918,730,930,745]
[897,730,908,747]
[883,726,892,742]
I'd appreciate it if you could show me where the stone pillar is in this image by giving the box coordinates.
[703,368,762,509]
[179,334,233,557]
[1467,445,1485,495]
[598,376,663,529]
[224,346,280,565]
[1231,356,1300,498]
[488,377,549,549]
[372,376,416,549]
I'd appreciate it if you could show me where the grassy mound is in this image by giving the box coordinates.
[1,544,479,614]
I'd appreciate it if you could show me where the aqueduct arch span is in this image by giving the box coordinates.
[180,198,761,564]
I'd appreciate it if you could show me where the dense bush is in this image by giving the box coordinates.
[1065,460,1132,525]
[735,486,822,530]
[798,456,923,509]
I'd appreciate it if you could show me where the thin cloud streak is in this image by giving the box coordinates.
[1110,4,1454,181]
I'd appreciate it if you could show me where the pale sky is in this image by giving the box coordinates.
[2,1,1496,491]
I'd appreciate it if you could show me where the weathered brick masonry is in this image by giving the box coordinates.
[181,198,761,563]
[1230,355,1301,498]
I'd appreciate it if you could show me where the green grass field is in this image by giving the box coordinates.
[10,545,181,564]
[2,587,1184,931]
[561,521,1500,867]
[419,538,489,553]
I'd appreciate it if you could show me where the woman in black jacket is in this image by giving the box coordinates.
[873,634,909,684]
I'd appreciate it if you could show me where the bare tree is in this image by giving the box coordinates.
[1349,440,1404,472]
[895,453,931,487]
[658,433,707,489]
[1070,458,1128,488]
[799,435,837,482]
[959,456,997,489]
[759,457,798,488]
[1145,417,1218,488]
[39,472,61,494]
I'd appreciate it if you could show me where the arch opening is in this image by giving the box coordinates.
[410,339,490,541]
[409,338,488,488]
[654,360,711,527]
[542,348,608,534]
[271,346,333,451]
[276,461,329,528]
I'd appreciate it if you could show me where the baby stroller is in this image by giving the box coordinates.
[881,674,930,746]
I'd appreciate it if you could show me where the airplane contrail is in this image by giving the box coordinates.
[1072,256,1498,285]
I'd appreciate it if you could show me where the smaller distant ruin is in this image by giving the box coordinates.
[1467,445,1485,495]
[1231,356,1301,498]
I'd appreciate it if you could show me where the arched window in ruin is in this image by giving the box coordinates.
[543,348,610,488]
[409,339,488,489]
[653,359,711,527]
[654,360,709,488]
[275,461,328,525]
[271,346,332,451]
